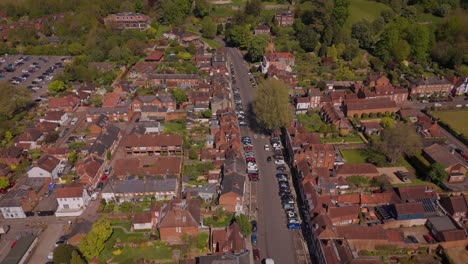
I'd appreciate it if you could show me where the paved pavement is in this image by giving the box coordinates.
[228,48,308,264]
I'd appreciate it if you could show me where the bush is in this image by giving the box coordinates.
[346,176,369,187]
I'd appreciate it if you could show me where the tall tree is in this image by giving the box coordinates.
[428,163,448,185]
[48,80,67,95]
[246,35,269,62]
[225,25,252,49]
[351,20,374,49]
[244,0,262,17]
[79,219,113,260]
[70,250,87,264]
[54,244,79,264]
[194,0,210,17]
[201,17,217,39]
[0,177,9,190]
[253,79,292,132]
[170,88,188,107]
[0,82,31,118]
[235,214,252,237]
[371,123,421,164]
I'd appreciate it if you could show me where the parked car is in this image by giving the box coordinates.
[395,171,409,182]
[287,223,301,229]
[423,234,436,244]
[274,159,285,165]
[104,165,112,175]
[406,235,419,244]
[276,173,287,178]
[264,144,270,151]
[276,166,286,171]
[251,234,257,245]
[277,175,288,182]
[267,156,272,162]
[251,220,257,232]
[70,117,78,126]
[253,249,260,261]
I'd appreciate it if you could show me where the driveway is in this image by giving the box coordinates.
[228,48,308,264]
[26,223,66,263]
[377,167,410,184]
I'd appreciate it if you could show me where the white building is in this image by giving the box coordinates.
[39,110,69,126]
[27,155,61,179]
[453,77,468,95]
[0,196,27,219]
[55,185,91,217]
[132,213,153,230]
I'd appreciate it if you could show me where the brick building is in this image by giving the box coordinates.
[104,13,150,30]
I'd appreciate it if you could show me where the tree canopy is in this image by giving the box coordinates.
[0,177,9,189]
[235,213,252,237]
[170,88,188,107]
[0,82,32,119]
[201,17,217,39]
[79,218,113,259]
[428,162,448,185]
[253,79,292,132]
[370,123,421,164]
[48,80,67,95]
[54,244,81,264]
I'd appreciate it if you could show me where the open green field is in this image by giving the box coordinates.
[345,0,391,29]
[340,149,369,164]
[432,109,468,137]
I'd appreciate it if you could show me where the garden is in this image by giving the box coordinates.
[203,208,234,228]
[431,109,468,143]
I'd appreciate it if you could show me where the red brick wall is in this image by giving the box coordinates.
[160,226,198,243]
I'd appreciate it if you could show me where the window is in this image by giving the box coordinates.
[63,204,69,209]
[176,227,182,233]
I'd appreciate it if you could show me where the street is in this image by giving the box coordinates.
[228,48,309,264]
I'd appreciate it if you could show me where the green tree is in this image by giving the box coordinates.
[68,42,84,56]
[134,0,143,13]
[90,94,103,107]
[194,0,210,18]
[428,163,448,185]
[380,117,395,128]
[106,151,112,161]
[296,24,319,52]
[79,219,113,260]
[246,35,268,62]
[0,176,9,190]
[48,80,66,95]
[70,250,87,264]
[170,88,188,107]
[406,25,431,63]
[253,79,292,132]
[352,19,374,49]
[235,214,252,237]
[244,0,262,17]
[201,109,212,118]
[54,244,78,264]
[0,82,32,118]
[225,25,252,50]
[371,124,421,164]
[201,17,217,39]
[161,0,191,24]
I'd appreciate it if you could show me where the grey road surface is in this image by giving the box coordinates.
[228,47,301,264]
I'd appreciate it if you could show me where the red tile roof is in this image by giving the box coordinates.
[56,185,84,198]
[145,51,164,61]
[394,202,425,216]
[124,134,183,147]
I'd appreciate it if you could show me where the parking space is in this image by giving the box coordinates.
[0,55,70,99]
[377,167,411,184]
[401,226,431,245]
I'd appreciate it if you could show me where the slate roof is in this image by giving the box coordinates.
[427,216,457,231]
[396,186,438,202]
[102,176,177,194]
[221,172,245,196]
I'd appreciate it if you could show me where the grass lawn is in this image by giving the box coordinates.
[431,109,468,137]
[345,0,391,29]
[164,121,186,134]
[202,37,222,49]
[211,6,236,17]
[340,149,369,164]
[111,242,173,263]
[297,112,324,132]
